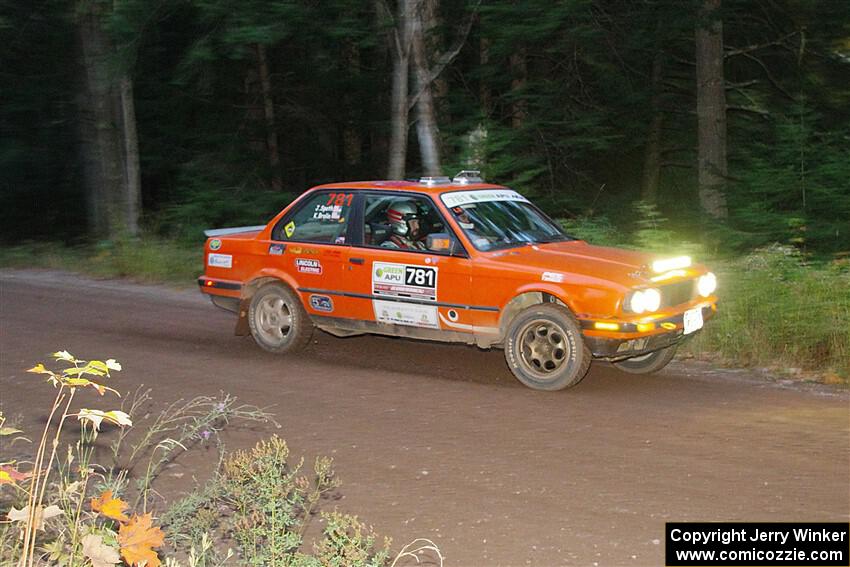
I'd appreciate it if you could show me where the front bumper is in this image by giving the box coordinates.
[580,303,716,361]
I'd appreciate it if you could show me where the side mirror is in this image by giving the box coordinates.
[426,232,454,253]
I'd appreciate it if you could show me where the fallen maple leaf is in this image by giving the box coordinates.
[119,513,164,567]
[91,490,130,522]
[82,533,121,567]
[0,464,30,486]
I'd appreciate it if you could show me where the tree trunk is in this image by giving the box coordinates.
[695,0,729,219]
[479,36,492,117]
[509,47,528,129]
[77,1,125,238]
[641,51,664,202]
[342,40,362,167]
[387,0,415,179]
[412,0,441,176]
[256,43,283,190]
[119,75,141,236]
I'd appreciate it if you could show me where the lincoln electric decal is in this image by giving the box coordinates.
[372,262,437,302]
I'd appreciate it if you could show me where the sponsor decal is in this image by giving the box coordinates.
[295,258,322,274]
[268,243,285,255]
[440,189,529,208]
[207,253,232,269]
[284,221,296,238]
[209,238,222,251]
[372,262,437,302]
[373,300,439,329]
[288,246,320,255]
[542,271,565,283]
[309,294,334,312]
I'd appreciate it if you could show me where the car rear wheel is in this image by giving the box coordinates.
[613,344,678,374]
[248,283,312,354]
[504,304,591,391]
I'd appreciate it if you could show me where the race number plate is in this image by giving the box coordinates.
[683,307,704,335]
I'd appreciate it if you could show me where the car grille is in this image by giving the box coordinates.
[660,279,697,308]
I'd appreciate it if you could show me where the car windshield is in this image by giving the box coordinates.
[441,190,573,251]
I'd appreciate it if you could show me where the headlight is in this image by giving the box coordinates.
[628,288,662,313]
[698,272,717,297]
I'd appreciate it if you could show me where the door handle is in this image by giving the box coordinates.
[349,257,365,265]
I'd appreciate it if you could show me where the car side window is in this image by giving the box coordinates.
[361,193,455,254]
[274,191,353,244]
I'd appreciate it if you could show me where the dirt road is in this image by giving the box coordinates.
[1,269,848,566]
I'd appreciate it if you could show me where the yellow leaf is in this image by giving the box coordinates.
[119,513,164,567]
[82,533,121,567]
[27,364,53,375]
[91,490,130,522]
[53,350,76,362]
[78,409,132,430]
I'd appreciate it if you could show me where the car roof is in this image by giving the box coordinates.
[311,180,507,196]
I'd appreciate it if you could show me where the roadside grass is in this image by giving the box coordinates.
[682,245,850,383]
[0,237,201,286]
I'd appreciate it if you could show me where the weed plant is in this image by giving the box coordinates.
[0,352,275,566]
[683,245,850,381]
[162,436,392,566]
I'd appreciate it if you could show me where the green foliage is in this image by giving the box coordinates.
[163,436,391,566]
[684,245,850,381]
[160,157,295,242]
[557,215,624,247]
[730,108,850,255]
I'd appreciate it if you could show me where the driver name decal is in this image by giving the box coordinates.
[372,262,437,301]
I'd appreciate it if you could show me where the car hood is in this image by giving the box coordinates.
[485,240,656,288]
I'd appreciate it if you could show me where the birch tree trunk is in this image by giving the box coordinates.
[119,75,141,236]
[412,0,441,176]
[387,0,415,179]
[695,0,729,219]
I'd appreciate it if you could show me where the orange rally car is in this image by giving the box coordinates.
[199,171,718,390]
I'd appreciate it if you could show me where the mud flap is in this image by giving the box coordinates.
[234,297,251,336]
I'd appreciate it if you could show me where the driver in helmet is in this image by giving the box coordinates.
[382,199,428,250]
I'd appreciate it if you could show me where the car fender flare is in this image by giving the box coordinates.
[234,270,302,336]
[498,287,577,338]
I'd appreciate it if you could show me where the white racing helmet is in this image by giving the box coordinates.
[386,200,421,236]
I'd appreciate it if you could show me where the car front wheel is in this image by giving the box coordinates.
[613,344,678,374]
[504,304,591,391]
[248,283,312,354]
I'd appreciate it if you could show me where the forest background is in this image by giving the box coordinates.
[1,0,849,378]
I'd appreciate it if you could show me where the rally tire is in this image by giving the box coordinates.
[504,304,591,391]
[248,283,312,354]
[613,344,678,375]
